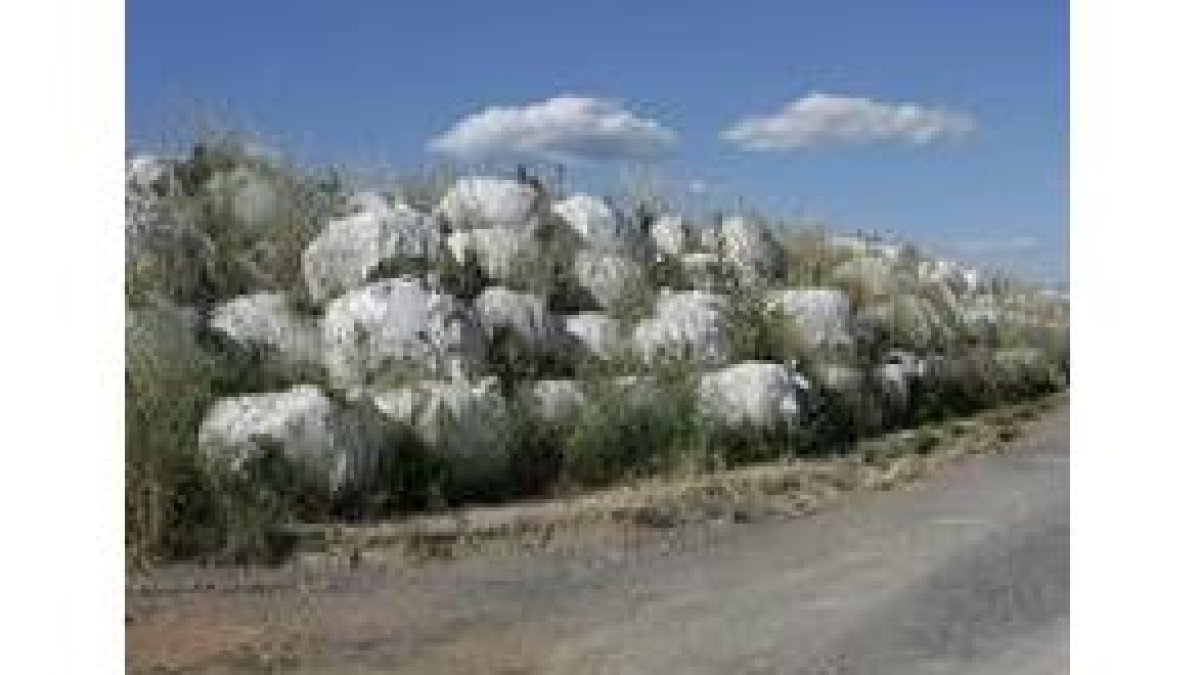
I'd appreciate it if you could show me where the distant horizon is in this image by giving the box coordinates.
[127,1,1066,285]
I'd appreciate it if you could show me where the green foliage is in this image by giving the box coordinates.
[483,325,577,398]
[719,279,807,366]
[559,369,702,487]
[126,305,297,566]
[647,253,690,291]
[434,245,488,302]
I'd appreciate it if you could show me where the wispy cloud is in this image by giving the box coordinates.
[430,95,678,164]
[722,93,975,151]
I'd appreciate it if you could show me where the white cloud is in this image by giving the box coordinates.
[430,95,678,164]
[722,93,975,151]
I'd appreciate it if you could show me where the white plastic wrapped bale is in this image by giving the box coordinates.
[875,349,925,412]
[446,228,538,285]
[719,215,783,283]
[197,385,388,499]
[876,362,911,411]
[651,214,689,257]
[474,287,566,356]
[632,290,730,365]
[882,349,926,380]
[697,362,812,428]
[209,292,323,379]
[553,194,642,255]
[573,250,645,311]
[435,176,539,232]
[322,278,485,388]
[302,203,440,304]
[563,312,626,362]
[766,288,853,349]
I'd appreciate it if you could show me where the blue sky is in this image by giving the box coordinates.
[127,1,1067,284]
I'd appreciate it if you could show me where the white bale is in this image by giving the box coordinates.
[446,227,537,284]
[197,385,388,498]
[302,203,440,304]
[698,362,811,427]
[650,214,689,256]
[209,292,323,378]
[126,154,178,197]
[876,362,911,409]
[552,194,636,254]
[633,290,730,365]
[766,289,853,349]
[573,250,644,310]
[435,177,539,231]
[474,287,565,355]
[322,278,485,388]
[563,312,626,361]
[719,215,782,283]
[882,349,925,380]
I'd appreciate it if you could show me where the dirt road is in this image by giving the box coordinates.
[127,405,1068,673]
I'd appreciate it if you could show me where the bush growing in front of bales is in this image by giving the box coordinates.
[484,324,578,397]
[127,305,221,565]
[510,210,599,314]
[127,302,346,565]
[126,304,302,565]
[557,358,825,489]
[559,363,706,488]
[807,378,889,448]
[909,347,1064,426]
[434,244,489,302]
[719,278,809,366]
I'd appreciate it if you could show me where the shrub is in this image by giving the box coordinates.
[126,303,332,566]
[719,280,807,365]
[559,365,704,487]
[434,245,488,302]
[483,325,577,398]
